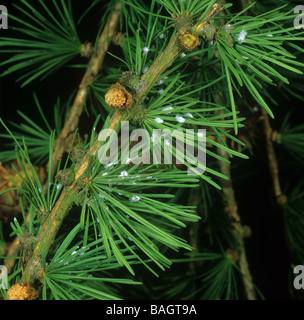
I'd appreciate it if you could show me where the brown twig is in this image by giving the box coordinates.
[213,85,256,300]
[261,108,294,261]
[216,119,256,300]
[50,2,122,180]
[261,108,288,207]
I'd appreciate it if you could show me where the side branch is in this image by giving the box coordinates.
[50,2,122,179]
[261,108,288,207]
[217,138,257,300]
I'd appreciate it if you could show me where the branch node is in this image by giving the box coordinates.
[105,82,133,110]
[55,169,75,187]
[81,42,93,58]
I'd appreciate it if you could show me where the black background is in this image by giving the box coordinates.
[0,0,302,300]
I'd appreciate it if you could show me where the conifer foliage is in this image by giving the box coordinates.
[1,0,304,300]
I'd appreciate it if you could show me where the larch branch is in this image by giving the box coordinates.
[217,133,256,300]
[50,2,122,179]
[12,3,226,296]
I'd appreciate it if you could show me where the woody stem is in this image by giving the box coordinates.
[18,3,225,291]
[50,2,122,180]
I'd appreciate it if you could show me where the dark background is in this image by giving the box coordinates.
[0,0,302,300]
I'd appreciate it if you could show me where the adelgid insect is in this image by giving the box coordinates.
[105,82,133,110]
